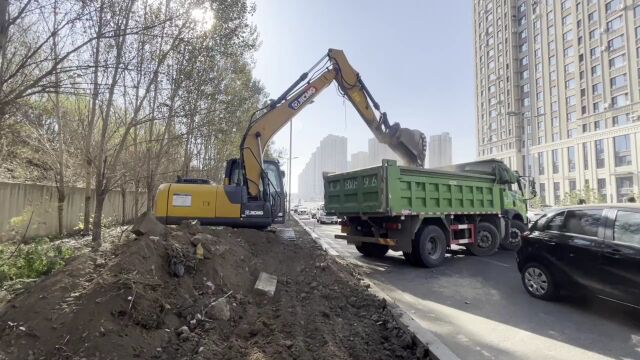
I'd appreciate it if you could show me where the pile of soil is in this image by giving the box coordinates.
[0,219,428,359]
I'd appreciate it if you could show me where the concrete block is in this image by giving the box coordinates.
[254,272,277,297]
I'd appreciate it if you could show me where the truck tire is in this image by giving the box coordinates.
[411,225,447,268]
[467,222,500,256]
[356,243,389,258]
[500,220,526,251]
[403,251,419,266]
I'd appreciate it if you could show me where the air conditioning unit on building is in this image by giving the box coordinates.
[631,114,639,122]
[601,46,608,52]
[603,102,610,108]
[600,27,606,33]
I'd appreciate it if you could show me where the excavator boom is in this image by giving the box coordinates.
[240,48,427,197]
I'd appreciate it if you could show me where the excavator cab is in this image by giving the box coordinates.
[223,158,285,225]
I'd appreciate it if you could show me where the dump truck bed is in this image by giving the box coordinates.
[324,160,504,216]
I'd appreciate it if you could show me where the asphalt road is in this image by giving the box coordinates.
[301,219,640,360]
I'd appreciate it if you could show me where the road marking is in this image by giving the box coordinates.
[475,257,512,267]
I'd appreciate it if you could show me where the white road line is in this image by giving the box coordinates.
[475,257,512,267]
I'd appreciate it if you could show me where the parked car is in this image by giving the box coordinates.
[317,210,339,224]
[516,205,640,309]
[527,204,555,223]
[297,206,310,220]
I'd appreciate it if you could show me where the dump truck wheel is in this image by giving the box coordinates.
[403,251,419,266]
[412,225,447,268]
[467,222,500,256]
[500,220,526,251]
[356,243,389,258]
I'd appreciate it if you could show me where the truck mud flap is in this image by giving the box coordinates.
[335,234,396,246]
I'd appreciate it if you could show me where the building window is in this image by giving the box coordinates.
[589,28,599,40]
[613,113,629,126]
[583,142,589,170]
[616,176,634,202]
[561,0,570,10]
[539,183,546,202]
[566,79,576,90]
[552,132,560,141]
[606,16,623,32]
[595,139,606,169]
[614,134,632,167]
[563,14,572,26]
[591,64,601,77]
[609,54,625,69]
[550,55,556,66]
[591,83,602,95]
[597,178,607,199]
[552,149,560,174]
[538,152,545,175]
[568,146,576,172]
[565,62,575,73]
[590,47,600,59]
[520,29,527,39]
[588,11,598,23]
[608,34,624,51]
[594,119,604,130]
[569,180,577,193]
[610,74,627,89]
[563,30,574,43]
[554,182,561,204]
[593,101,602,113]
[611,93,628,108]
[636,5,640,18]
[567,111,576,122]
[605,0,622,15]
[521,69,529,80]
[520,56,529,66]
[521,83,530,93]
[568,128,577,138]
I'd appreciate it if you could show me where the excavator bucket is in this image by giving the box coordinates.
[392,127,427,168]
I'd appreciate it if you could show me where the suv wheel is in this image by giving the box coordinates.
[522,262,557,300]
[500,220,526,251]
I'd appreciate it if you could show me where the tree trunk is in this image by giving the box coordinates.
[121,187,126,225]
[53,0,66,236]
[91,190,106,247]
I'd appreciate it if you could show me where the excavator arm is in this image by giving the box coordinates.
[240,48,427,198]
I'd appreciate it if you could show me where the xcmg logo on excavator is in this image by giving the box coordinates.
[288,86,317,110]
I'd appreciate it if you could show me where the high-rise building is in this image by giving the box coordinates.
[350,151,370,170]
[474,0,640,204]
[428,132,452,168]
[298,135,348,200]
[367,138,403,166]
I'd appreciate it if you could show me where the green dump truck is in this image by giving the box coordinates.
[324,159,535,267]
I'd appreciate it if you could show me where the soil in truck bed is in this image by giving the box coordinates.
[0,218,428,359]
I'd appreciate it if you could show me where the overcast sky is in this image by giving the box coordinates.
[251,0,475,194]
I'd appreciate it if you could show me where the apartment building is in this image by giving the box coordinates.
[428,132,453,168]
[298,135,348,200]
[474,0,640,204]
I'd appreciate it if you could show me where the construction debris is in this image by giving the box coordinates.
[254,272,278,297]
[0,219,428,359]
[130,211,166,237]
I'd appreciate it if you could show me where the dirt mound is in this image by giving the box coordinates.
[0,220,428,359]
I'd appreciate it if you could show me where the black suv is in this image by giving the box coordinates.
[516,205,640,308]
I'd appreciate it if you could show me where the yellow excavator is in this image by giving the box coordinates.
[154,49,427,228]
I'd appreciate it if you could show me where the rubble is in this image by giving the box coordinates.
[254,272,278,297]
[0,219,428,359]
[130,211,166,236]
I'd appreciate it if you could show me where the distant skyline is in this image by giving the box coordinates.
[251,1,475,193]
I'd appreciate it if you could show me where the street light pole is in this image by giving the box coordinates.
[288,120,293,218]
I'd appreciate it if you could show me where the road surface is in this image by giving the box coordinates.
[301,219,640,360]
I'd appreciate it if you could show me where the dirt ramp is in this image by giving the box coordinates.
[0,221,428,359]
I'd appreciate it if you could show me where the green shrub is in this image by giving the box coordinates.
[0,238,75,286]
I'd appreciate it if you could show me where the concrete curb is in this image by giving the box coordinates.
[292,216,461,360]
